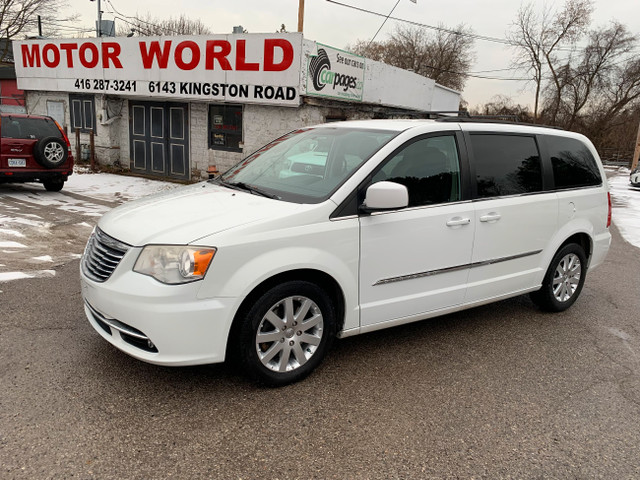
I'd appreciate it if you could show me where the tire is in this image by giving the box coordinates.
[309,49,331,91]
[530,243,587,312]
[236,281,336,386]
[35,137,68,169]
[43,178,64,192]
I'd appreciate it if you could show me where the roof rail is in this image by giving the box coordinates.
[378,110,520,121]
[378,110,564,130]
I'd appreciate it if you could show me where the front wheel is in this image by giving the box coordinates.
[530,243,587,312]
[237,281,336,386]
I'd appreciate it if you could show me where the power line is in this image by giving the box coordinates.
[104,0,184,35]
[325,0,639,55]
[326,0,515,46]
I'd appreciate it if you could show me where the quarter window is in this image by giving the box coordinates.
[470,134,542,198]
[373,135,461,207]
[545,136,601,188]
[208,104,243,152]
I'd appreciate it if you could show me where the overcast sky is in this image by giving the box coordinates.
[59,0,640,108]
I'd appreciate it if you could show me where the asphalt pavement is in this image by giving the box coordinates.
[1,189,640,479]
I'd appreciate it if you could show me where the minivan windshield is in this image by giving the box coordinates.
[215,127,398,203]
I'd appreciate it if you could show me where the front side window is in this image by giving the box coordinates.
[546,135,601,189]
[208,104,243,152]
[217,127,397,203]
[470,134,542,198]
[372,135,461,207]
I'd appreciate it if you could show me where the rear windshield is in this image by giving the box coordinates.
[1,116,62,140]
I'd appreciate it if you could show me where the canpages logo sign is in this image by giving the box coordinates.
[306,44,364,101]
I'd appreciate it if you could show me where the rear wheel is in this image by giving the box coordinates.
[530,243,587,312]
[237,281,336,386]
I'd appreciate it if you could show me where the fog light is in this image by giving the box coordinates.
[147,340,155,349]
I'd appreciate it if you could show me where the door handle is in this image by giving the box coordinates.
[479,212,501,222]
[446,217,471,227]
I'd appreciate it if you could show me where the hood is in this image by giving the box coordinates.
[98,182,304,246]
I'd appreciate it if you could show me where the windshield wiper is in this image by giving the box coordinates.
[217,180,280,200]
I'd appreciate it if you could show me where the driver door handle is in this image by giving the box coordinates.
[479,212,501,222]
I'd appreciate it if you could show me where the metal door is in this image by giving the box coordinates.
[130,101,189,180]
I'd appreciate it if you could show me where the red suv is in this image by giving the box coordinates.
[1,113,74,191]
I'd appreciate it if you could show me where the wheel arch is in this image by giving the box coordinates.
[559,232,592,263]
[225,268,346,359]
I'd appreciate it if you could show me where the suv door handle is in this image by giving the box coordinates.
[446,217,471,227]
[479,212,501,222]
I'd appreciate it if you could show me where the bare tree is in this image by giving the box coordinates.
[1,0,75,61]
[117,13,211,37]
[469,95,535,123]
[508,0,593,121]
[348,24,475,91]
[544,22,639,129]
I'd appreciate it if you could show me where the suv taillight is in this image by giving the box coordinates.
[607,192,612,228]
[54,120,72,148]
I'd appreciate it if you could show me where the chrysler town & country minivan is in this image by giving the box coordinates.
[80,119,611,385]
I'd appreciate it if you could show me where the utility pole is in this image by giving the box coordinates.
[297,0,305,33]
[632,119,640,171]
[91,0,102,37]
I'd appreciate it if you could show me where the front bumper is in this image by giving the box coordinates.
[80,260,239,366]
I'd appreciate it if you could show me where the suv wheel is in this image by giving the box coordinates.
[43,178,65,192]
[236,281,336,386]
[530,243,587,312]
[35,137,68,169]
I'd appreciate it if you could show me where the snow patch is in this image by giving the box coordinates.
[32,255,53,262]
[0,229,25,238]
[0,270,56,283]
[609,171,640,249]
[0,272,31,282]
[0,216,49,228]
[0,241,27,249]
[65,171,181,202]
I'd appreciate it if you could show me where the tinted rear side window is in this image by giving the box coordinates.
[1,117,61,139]
[470,134,542,198]
[546,136,601,188]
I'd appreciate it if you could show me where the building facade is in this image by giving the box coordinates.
[14,34,460,181]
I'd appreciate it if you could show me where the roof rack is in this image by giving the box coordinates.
[380,110,564,130]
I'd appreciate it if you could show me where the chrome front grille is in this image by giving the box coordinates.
[82,228,131,282]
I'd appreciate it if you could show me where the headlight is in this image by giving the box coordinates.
[133,245,216,284]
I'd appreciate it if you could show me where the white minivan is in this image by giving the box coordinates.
[80,119,611,385]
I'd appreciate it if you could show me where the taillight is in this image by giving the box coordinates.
[607,192,612,228]
[54,120,72,148]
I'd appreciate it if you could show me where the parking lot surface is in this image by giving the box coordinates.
[1,181,639,479]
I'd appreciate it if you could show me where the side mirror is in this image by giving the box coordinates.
[361,181,409,212]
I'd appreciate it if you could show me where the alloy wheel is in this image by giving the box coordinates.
[552,253,582,302]
[255,295,324,373]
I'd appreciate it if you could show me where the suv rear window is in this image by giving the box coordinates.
[545,136,601,189]
[1,116,62,140]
